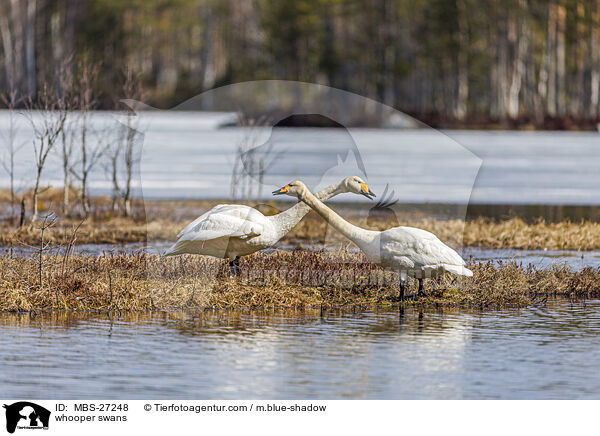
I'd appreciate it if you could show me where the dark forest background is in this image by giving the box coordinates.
[1,0,600,128]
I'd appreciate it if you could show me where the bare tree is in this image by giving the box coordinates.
[25,84,68,222]
[60,115,76,214]
[70,58,105,216]
[230,113,270,201]
[104,69,143,217]
[70,125,106,216]
[120,118,141,217]
[119,68,143,217]
[57,54,76,214]
[104,130,122,213]
[0,89,25,217]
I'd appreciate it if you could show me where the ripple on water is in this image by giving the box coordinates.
[1,300,600,399]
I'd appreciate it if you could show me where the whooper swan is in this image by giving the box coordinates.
[273,180,472,300]
[165,176,375,274]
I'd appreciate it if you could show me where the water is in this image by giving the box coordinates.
[2,241,599,272]
[463,246,600,271]
[1,301,600,399]
[1,110,599,205]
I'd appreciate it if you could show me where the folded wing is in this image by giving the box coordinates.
[165,205,265,257]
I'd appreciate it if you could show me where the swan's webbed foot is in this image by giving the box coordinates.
[401,279,427,300]
[402,293,419,300]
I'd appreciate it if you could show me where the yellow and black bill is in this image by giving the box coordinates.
[360,182,376,200]
[272,184,291,195]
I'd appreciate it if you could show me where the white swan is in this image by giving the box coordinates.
[164,176,375,274]
[273,180,472,300]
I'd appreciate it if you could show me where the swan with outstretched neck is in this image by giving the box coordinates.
[164,176,374,274]
[273,180,472,300]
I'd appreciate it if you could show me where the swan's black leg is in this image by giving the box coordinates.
[229,256,241,276]
[398,276,406,301]
[418,278,424,296]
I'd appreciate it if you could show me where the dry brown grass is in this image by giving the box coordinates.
[463,217,600,250]
[1,249,599,312]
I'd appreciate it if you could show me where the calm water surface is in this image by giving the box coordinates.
[4,243,600,271]
[1,301,600,399]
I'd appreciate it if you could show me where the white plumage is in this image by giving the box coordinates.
[378,226,473,279]
[165,204,268,258]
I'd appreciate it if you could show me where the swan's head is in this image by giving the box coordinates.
[342,176,376,200]
[272,180,307,198]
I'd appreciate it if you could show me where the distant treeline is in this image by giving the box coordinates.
[1,0,600,128]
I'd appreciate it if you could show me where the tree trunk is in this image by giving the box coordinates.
[19,197,25,227]
[489,20,499,118]
[546,3,557,116]
[61,129,70,214]
[454,0,469,120]
[590,1,600,117]
[497,15,509,120]
[80,124,89,216]
[111,152,120,212]
[25,0,36,96]
[0,14,14,88]
[14,0,25,91]
[63,171,69,213]
[32,164,42,222]
[574,3,586,115]
[556,3,566,116]
[81,173,89,215]
[507,1,528,119]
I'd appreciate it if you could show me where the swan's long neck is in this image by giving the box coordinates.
[297,186,378,253]
[270,180,345,239]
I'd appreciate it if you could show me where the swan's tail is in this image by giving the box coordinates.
[442,264,473,277]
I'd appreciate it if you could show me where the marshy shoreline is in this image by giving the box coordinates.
[3,192,600,312]
[1,250,600,313]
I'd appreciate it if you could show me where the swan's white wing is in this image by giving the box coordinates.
[165,205,267,257]
[381,226,466,268]
[179,213,264,242]
[176,204,265,238]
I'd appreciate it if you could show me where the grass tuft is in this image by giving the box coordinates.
[1,250,599,312]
